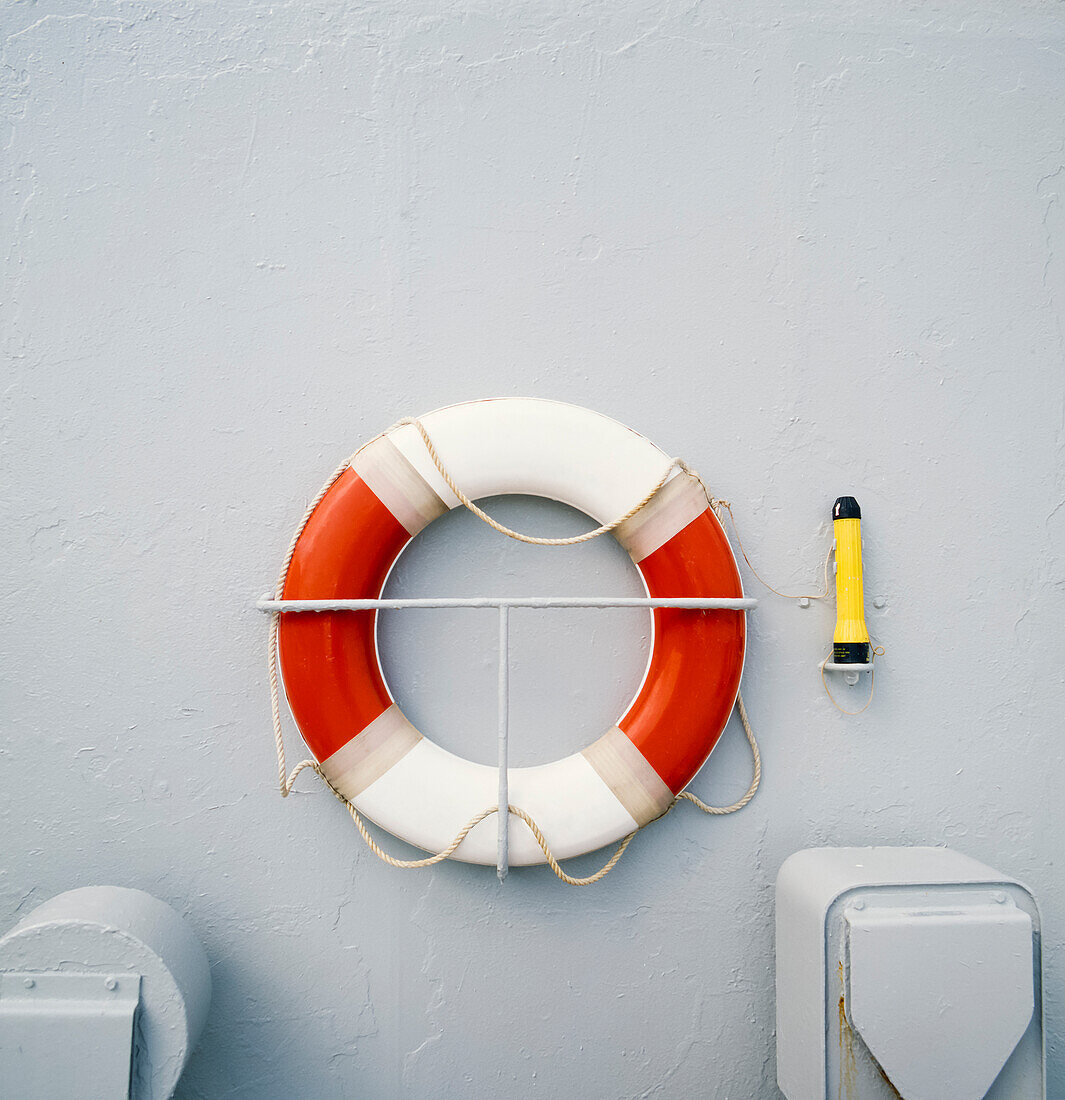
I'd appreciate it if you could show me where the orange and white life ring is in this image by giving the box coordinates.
[277,398,746,865]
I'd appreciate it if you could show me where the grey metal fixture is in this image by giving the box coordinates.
[0,886,211,1099]
[775,847,1045,1099]
[258,592,757,880]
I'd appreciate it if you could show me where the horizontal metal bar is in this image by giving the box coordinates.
[257,596,757,612]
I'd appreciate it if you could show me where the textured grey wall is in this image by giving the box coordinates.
[3,2,1063,1097]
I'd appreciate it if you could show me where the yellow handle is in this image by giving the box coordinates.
[832,497,870,663]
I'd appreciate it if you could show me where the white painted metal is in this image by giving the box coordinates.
[0,888,212,1100]
[775,847,1045,1100]
[822,659,873,685]
[0,972,141,1100]
[268,593,753,868]
[259,596,756,611]
[497,604,510,881]
[266,597,752,868]
[846,902,1034,1100]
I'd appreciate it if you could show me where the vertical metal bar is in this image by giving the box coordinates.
[496,603,510,882]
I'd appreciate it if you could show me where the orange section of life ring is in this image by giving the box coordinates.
[620,510,745,793]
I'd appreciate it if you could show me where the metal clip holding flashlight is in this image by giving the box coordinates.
[824,495,873,686]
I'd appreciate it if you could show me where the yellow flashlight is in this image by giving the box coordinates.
[831,496,870,666]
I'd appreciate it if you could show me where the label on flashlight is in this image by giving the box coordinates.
[833,641,870,664]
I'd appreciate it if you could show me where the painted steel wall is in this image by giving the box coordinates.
[2,2,1062,1096]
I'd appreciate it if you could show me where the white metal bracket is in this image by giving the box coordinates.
[822,659,874,686]
[0,971,141,1100]
[259,594,757,880]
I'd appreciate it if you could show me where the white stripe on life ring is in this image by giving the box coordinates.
[581,725,674,825]
[352,436,448,536]
[613,471,709,563]
[320,704,422,799]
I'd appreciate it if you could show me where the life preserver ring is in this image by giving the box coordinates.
[278,398,746,865]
